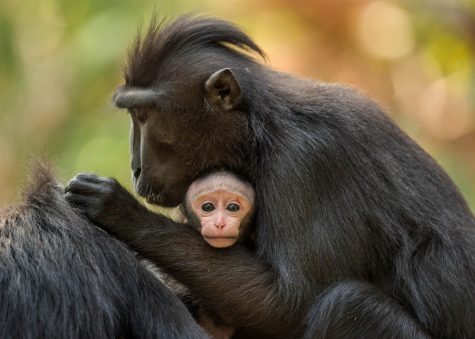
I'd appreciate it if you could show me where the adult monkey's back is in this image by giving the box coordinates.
[65,14,475,338]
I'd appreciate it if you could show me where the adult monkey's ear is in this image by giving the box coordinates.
[205,68,242,110]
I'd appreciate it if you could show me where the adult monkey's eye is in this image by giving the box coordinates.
[226,203,240,212]
[134,108,148,123]
[201,202,215,213]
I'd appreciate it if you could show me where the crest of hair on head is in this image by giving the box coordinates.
[124,12,267,87]
[186,171,255,206]
[23,158,61,203]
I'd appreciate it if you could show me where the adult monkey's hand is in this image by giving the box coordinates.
[65,173,151,234]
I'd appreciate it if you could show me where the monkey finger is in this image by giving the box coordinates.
[64,177,103,195]
[74,172,105,183]
[64,191,93,208]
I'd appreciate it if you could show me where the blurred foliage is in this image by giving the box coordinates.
[0,0,474,212]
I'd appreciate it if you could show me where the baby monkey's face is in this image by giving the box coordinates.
[191,189,252,248]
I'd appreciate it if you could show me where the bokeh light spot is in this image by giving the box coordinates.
[357,1,414,59]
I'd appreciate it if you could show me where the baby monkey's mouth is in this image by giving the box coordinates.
[201,231,240,239]
[202,235,239,248]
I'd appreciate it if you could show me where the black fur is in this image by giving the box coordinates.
[124,14,265,87]
[0,162,207,339]
[65,15,475,338]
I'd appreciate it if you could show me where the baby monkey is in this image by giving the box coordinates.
[179,171,255,338]
[183,171,255,248]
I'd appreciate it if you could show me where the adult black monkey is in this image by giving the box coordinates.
[0,163,207,339]
[65,15,475,338]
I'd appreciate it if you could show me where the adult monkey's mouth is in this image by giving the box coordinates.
[135,180,185,208]
[145,193,163,205]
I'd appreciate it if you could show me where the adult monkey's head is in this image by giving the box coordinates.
[112,15,266,207]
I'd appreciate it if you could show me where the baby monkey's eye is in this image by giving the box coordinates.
[201,202,215,213]
[226,203,240,212]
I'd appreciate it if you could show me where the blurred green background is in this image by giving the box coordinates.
[0,0,474,211]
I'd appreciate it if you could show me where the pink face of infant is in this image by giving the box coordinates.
[190,189,253,248]
[185,172,255,248]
